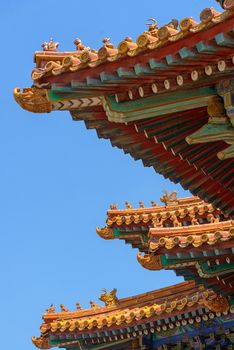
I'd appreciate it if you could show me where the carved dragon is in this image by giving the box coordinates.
[96,227,114,240]
[160,190,178,206]
[32,336,50,349]
[205,295,229,313]
[14,87,51,113]
[98,288,119,307]
[137,252,162,270]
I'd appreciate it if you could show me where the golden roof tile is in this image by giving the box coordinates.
[148,220,234,252]
[28,6,234,82]
[97,196,226,239]
[33,281,232,349]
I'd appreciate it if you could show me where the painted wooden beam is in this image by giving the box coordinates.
[186,122,234,144]
[179,48,198,60]
[148,59,169,69]
[196,41,217,54]
[134,63,153,75]
[215,32,234,47]
[100,72,119,82]
[117,67,136,78]
[217,144,234,159]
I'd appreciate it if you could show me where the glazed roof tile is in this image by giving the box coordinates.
[96,195,234,297]
[33,281,232,349]
[31,7,232,82]
[103,196,217,228]
[96,195,229,246]
[149,220,234,251]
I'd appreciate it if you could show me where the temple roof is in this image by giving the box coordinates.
[14,3,234,216]
[97,194,234,298]
[32,281,233,349]
[17,2,234,349]
[97,194,229,250]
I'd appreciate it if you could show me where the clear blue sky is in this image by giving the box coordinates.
[0,0,218,349]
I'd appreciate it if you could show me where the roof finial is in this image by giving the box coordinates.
[90,300,99,309]
[41,38,59,51]
[166,18,179,29]
[125,201,132,209]
[102,37,114,48]
[99,288,119,307]
[73,38,89,51]
[151,200,158,207]
[146,18,158,35]
[46,304,55,313]
[160,190,178,206]
[60,304,69,312]
[76,302,83,310]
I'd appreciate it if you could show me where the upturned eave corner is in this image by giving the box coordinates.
[137,252,163,271]
[14,87,52,113]
[32,336,51,349]
[96,227,115,240]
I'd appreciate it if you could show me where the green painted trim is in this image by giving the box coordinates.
[215,32,234,47]
[113,228,119,237]
[113,228,148,243]
[196,41,217,53]
[197,260,234,277]
[49,89,100,101]
[103,86,216,123]
[49,90,80,101]
[106,87,215,112]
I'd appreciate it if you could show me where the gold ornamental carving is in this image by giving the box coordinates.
[89,300,100,309]
[45,304,55,313]
[14,87,51,113]
[205,295,229,313]
[42,38,59,51]
[137,252,162,270]
[160,190,178,206]
[60,304,69,312]
[207,95,227,120]
[32,336,50,349]
[96,227,114,240]
[99,288,119,307]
